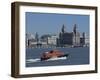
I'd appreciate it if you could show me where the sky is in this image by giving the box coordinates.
[26,12,89,37]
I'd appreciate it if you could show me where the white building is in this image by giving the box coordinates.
[26,33,36,47]
[47,35,58,45]
[85,35,89,46]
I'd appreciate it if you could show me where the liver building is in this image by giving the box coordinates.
[57,24,85,47]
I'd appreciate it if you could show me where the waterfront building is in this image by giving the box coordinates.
[57,24,81,47]
[28,39,37,47]
[47,34,58,46]
[26,24,87,48]
[80,32,85,46]
[40,34,58,46]
[72,24,80,46]
[26,33,35,47]
[85,34,89,47]
[26,33,58,47]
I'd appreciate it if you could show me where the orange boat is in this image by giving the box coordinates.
[40,50,69,61]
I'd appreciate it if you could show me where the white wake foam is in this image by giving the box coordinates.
[26,57,67,63]
[46,57,67,61]
[26,58,40,63]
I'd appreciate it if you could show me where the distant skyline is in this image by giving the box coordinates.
[26,12,89,37]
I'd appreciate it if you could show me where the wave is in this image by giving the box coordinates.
[26,58,40,63]
[26,57,67,63]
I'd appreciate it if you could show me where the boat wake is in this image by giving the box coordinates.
[26,57,67,63]
[26,58,40,63]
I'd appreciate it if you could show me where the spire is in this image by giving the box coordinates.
[73,24,77,34]
[35,32,39,42]
[59,32,62,37]
[82,32,85,38]
[61,24,66,33]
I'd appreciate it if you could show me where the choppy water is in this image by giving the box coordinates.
[26,47,89,67]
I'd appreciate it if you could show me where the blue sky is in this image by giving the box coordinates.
[26,12,89,36]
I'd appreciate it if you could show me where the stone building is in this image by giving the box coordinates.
[26,33,35,47]
[57,24,82,47]
[41,34,58,46]
[72,24,80,46]
[47,35,58,46]
[80,32,85,46]
[27,33,58,47]
[26,24,86,48]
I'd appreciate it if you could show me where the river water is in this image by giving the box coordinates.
[26,47,89,67]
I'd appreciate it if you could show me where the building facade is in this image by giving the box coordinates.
[26,33,58,47]
[47,35,58,46]
[26,24,87,48]
[57,24,85,47]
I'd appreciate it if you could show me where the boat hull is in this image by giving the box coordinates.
[41,54,69,61]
